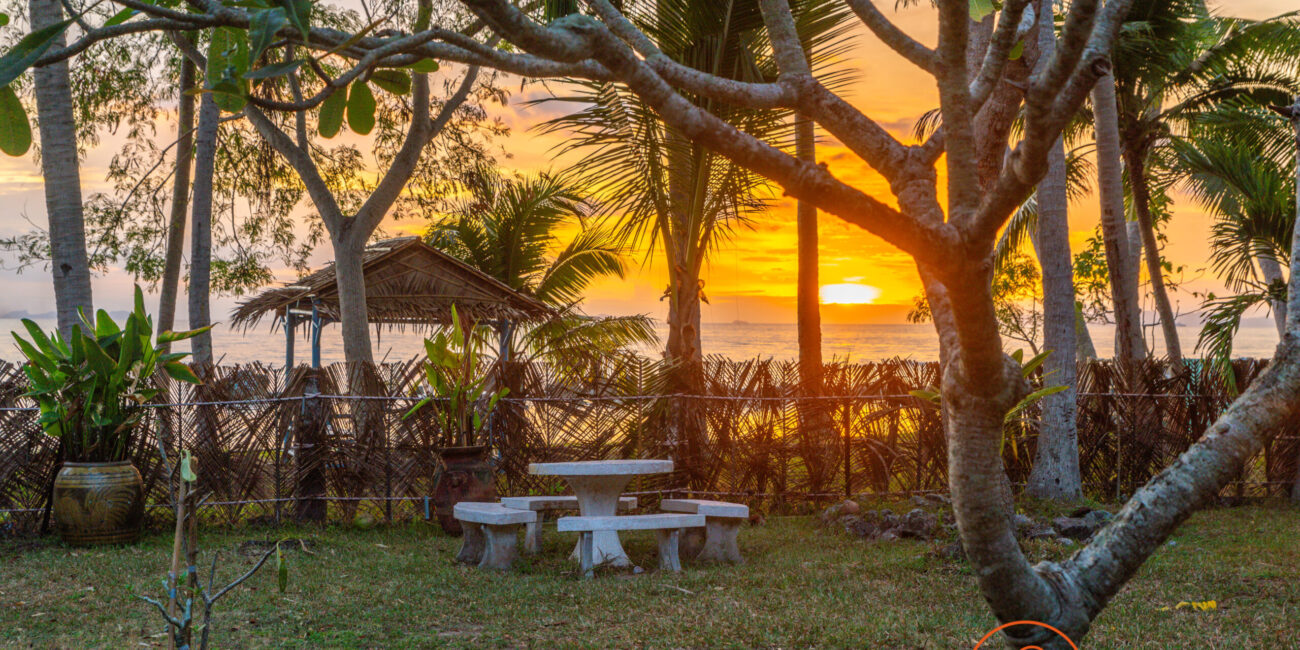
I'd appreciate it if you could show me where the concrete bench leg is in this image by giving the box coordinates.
[579,531,595,580]
[524,512,544,555]
[457,522,485,564]
[679,527,706,560]
[656,528,682,572]
[695,517,743,564]
[479,524,520,570]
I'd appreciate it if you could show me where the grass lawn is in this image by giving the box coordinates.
[1,501,1297,648]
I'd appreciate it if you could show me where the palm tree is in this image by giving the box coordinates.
[27,0,93,338]
[534,0,854,387]
[1173,102,1295,370]
[425,170,657,371]
[1103,2,1300,366]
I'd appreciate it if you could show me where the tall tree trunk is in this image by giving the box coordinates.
[1075,301,1098,360]
[1257,254,1287,336]
[187,92,219,367]
[1092,73,1145,365]
[333,233,375,367]
[795,113,822,387]
[158,46,196,345]
[1126,147,1183,368]
[28,0,92,338]
[795,111,832,492]
[1026,0,1081,501]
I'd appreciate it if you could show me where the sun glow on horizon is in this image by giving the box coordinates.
[820,283,883,305]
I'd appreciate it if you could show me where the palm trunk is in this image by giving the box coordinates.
[795,113,822,388]
[1256,254,1287,336]
[1125,146,1183,368]
[1026,0,1081,501]
[158,48,196,344]
[187,92,219,367]
[1075,301,1098,360]
[1028,137,1081,500]
[28,0,92,337]
[1092,73,1145,365]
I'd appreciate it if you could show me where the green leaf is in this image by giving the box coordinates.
[245,59,303,80]
[370,69,410,95]
[0,17,74,89]
[163,361,202,384]
[318,85,346,138]
[405,58,438,74]
[0,85,30,156]
[157,325,212,344]
[94,309,121,339]
[1008,39,1024,61]
[1020,350,1052,377]
[180,449,197,482]
[103,7,137,27]
[248,7,289,64]
[909,388,941,405]
[969,0,996,22]
[0,13,9,27]
[206,27,250,112]
[278,0,312,40]
[13,336,54,373]
[345,81,374,135]
[276,543,288,593]
[210,75,247,112]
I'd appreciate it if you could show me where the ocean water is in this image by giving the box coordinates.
[0,317,1283,365]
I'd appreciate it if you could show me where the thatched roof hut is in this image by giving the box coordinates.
[231,236,550,367]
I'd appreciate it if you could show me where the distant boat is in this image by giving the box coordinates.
[730,320,750,325]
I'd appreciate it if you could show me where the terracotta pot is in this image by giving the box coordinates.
[52,461,145,546]
[433,445,496,536]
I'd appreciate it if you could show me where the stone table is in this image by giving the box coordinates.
[528,459,673,567]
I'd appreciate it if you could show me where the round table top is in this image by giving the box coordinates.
[528,459,673,476]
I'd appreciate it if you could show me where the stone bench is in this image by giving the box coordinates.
[660,499,749,564]
[500,495,637,554]
[453,502,537,570]
[557,513,704,579]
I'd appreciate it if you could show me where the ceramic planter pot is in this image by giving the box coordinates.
[52,460,145,546]
[433,445,496,536]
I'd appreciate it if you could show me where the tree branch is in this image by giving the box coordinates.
[845,0,935,72]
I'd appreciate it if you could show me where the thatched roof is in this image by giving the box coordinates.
[231,236,550,330]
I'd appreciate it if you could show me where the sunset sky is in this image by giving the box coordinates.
[0,0,1292,327]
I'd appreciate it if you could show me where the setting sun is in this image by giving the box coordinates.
[820,283,883,305]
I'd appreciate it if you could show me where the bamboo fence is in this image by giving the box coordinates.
[0,357,1295,536]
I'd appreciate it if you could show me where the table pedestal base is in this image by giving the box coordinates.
[565,475,635,567]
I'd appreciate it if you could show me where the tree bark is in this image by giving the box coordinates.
[1091,73,1145,365]
[158,46,196,345]
[333,233,374,366]
[1075,301,1098,361]
[28,0,92,338]
[1256,254,1287,337]
[1125,146,1183,367]
[1025,0,1080,501]
[187,92,219,366]
[795,113,822,389]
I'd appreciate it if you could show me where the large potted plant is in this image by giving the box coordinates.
[406,305,508,535]
[13,287,209,545]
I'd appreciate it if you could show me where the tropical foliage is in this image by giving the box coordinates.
[11,286,209,462]
[1175,102,1296,375]
[532,0,857,371]
[404,305,508,448]
[426,170,657,369]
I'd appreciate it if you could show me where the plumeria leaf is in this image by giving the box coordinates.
[346,81,375,135]
[0,85,31,156]
[318,84,346,137]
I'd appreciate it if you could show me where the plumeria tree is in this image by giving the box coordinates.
[7,0,1300,646]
